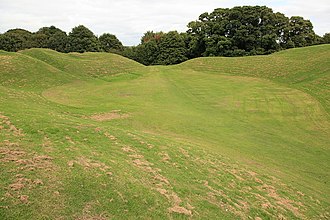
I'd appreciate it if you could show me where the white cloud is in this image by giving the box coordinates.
[0,0,329,45]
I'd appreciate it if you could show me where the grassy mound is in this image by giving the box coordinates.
[180,44,330,114]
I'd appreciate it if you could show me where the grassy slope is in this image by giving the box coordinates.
[0,46,329,219]
[180,44,330,115]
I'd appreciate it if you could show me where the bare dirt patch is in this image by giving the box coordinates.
[19,195,29,204]
[104,132,117,141]
[0,113,24,136]
[76,201,109,220]
[168,205,192,215]
[70,156,112,174]
[0,113,65,215]
[89,110,130,121]
[117,140,192,216]
[159,152,170,162]
[121,146,135,153]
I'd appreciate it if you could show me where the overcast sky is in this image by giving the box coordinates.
[0,0,329,45]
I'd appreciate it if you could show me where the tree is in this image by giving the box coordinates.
[136,31,163,65]
[157,31,187,65]
[186,20,207,58]
[99,33,124,52]
[282,16,316,48]
[141,31,164,43]
[32,33,48,48]
[67,25,101,53]
[186,6,317,57]
[0,29,34,51]
[36,26,68,52]
[323,33,330,44]
[0,34,17,51]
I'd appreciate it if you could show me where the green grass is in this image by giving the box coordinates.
[0,45,329,219]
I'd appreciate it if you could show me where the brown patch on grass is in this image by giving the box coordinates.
[128,154,144,159]
[19,195,29,203]
[159,152,170,162]
[179,148,190,157]
[132,159,153,167]
[9,183,25,191]
[154,174,170,185]
[167,192,192,216]
[90,110,129,121]
[68,160,74,167]
[73,156,112,173]
[0,148,26,162]
[104,132,116,141]
[256,184,304,218]
[156,188,167,195]
[94,127,102,132]
[0,118,66,215]
[0,113,24,136]
[297,191,305,197]
[168,205,192,215]
[121,146,135,153]
[33,179,44,185]
[115,190,127,203]
[42,136,53,152]
[228,168,245,181]
[34,155,53,161]
[76,201,109,220]
[65,136,75,144]
[119,143,192,216]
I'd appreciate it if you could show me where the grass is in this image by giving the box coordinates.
[0,45,329,219]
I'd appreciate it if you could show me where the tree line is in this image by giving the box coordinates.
[1,6,329,65]
[0,25,123,54]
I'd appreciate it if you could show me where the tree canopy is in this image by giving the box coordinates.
[123,6,324,65]
[0,6,328,65]
[67,25,101,52]
[186,6,318,57]
[99,33,124,52]
[35,26,68,52]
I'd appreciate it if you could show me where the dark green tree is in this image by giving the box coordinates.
[0,29,34,51]
[99,33,124,52]
[0,34,17,51]
[186,20,207,58]
[157,31,188,65]
[141,31,164,43]
[36,26,68,52]
[283,16,316,48]
[322,33,330,44]
[31,32,48,48]
[186,6,317,57]
[68,25,101,53]
[136,31,163,65]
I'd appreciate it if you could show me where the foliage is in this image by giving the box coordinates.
[36,26,68,52]
[0,5,326,65]
[0,29,34,51]
[67,25,101,53]
[323,33,330,44]
[186,6,318,57]
[99,33,124,52]
[122,31,187,65]
[157,31,187,65]
[281,16,316,48]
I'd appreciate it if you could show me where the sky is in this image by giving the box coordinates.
[0,0,329,46]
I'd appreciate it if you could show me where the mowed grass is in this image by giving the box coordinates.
[0,45,329,219]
